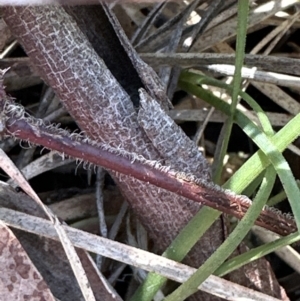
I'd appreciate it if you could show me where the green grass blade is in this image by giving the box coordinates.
[215,231,300,277]
[212,0,249,184]
[164,166,276,301]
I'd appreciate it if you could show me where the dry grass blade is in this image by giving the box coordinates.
[0,149,96,301]
[141,53,300,76]
[190,0,298,52]
[169,109,294,127]
[7,152,74,187]
[0,206,282,301]
[201,64,300,89]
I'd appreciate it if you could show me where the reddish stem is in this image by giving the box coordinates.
[5,114,296,236]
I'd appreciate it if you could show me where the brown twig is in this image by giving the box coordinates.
[2,102,296,237]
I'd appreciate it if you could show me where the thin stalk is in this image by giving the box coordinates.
[212,0,249,184]
[215,230,300,277]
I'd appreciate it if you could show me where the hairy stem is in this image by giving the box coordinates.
[1,99,296,237]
